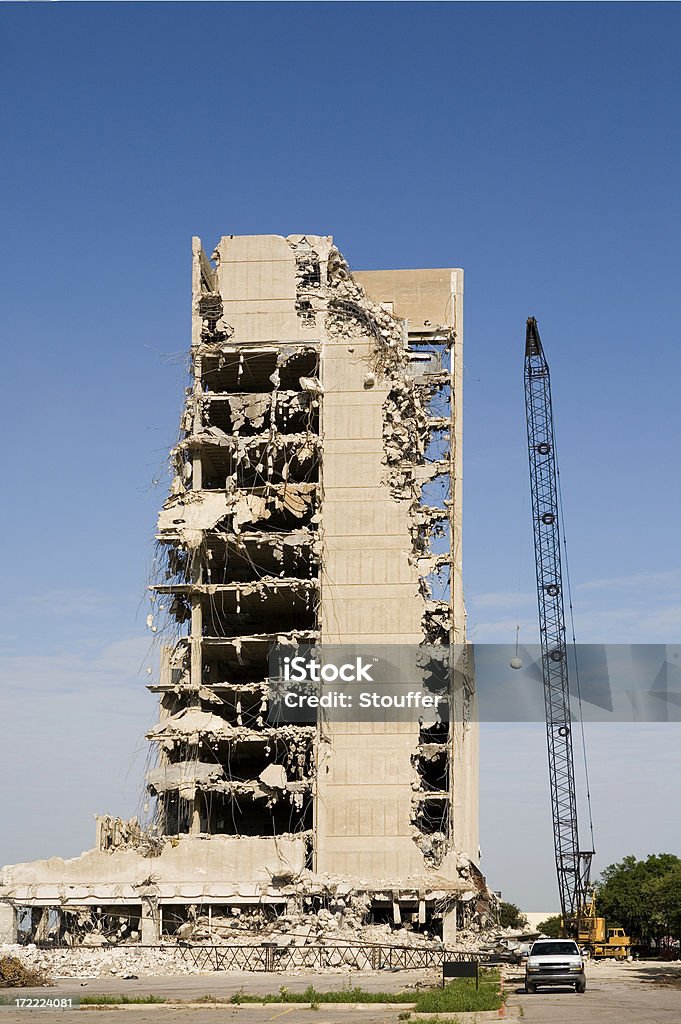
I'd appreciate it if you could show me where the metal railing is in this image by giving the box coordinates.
[176,943,496,972]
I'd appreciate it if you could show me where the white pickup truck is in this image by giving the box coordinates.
[525,938,587,994]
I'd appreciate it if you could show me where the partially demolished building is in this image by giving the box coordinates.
[0,234,483,948]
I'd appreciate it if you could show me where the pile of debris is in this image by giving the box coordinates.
[1,918,517,980]
[0,945,197,980]
[0,953,52,987]
[181,906,445,949]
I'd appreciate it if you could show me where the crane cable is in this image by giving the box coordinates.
[555,457,596,854]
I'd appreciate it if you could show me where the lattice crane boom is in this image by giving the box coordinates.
[524,317,593,926]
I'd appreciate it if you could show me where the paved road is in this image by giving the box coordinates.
[507,962,681,1023]
[513,981,680,1023]
[0,1012,402,1024]
[1,969,438,1001]
[0,970,436,1024]
[2,961,680,1023]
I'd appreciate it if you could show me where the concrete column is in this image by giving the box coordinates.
[190,595,203,683]
[192,353,203,490]
[187,507,204,837]
[0,902,18,944]
[140,898,160,944]
[442,904,457,947]
[191,791,203,835]
[190,540,203,697]
[192,454,202,490]
[189,554,203,840]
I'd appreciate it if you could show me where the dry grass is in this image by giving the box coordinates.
[0,955,52,988]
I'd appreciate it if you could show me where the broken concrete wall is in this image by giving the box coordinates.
[209,234,334,344]
[315,260,477,879]
[0,835,307,896]
[355,268,478,869]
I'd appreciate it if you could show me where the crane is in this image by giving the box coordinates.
[523,316,594,931]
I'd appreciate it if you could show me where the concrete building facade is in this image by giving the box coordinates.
[0,234,483,947]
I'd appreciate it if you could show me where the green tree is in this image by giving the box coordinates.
[498,902,528,929]
[647,863,681,944]
[596,853,681,947]
[536,915,562,938]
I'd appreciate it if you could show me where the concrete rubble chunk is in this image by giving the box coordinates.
[146,762,226,796]
[258,764,288,790]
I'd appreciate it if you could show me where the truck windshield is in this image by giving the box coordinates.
[531,942,579,956]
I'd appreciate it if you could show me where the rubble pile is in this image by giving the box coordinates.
[1,923,502,981]
[0,944,197,980]
[178,902,446,949]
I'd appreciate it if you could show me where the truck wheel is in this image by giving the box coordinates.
[576,981,586,994]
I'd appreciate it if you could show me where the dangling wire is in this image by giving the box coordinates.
[556,464,596,854]
[510,624,523,669]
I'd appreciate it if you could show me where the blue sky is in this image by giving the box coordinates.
[1,2,679,909]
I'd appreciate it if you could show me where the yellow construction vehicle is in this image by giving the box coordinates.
[576,894,631,959]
